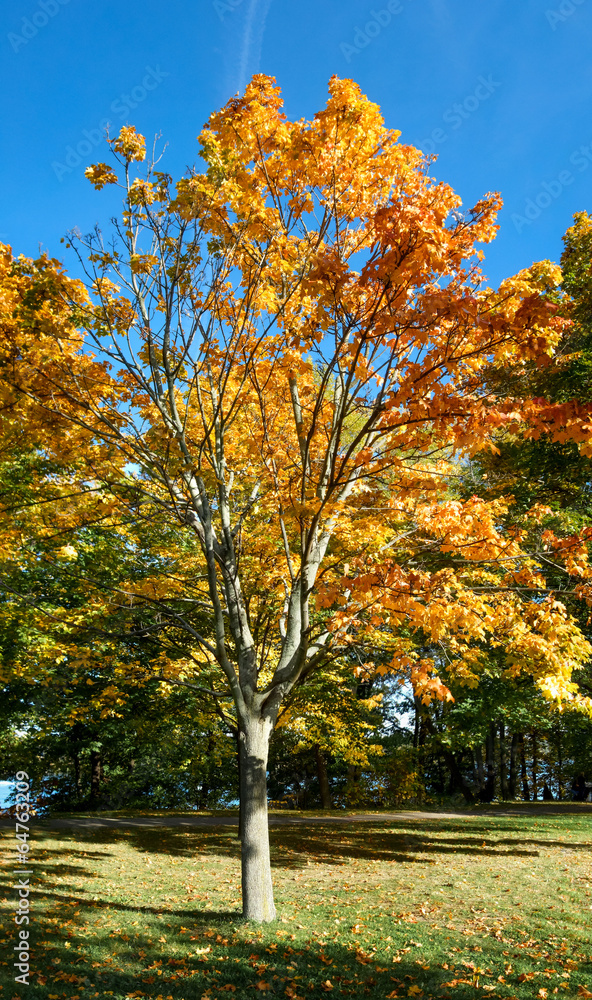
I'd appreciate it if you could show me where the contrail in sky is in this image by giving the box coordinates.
[236,0,273,94]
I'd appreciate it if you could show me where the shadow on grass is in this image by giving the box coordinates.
[7,817,590,1000]
[19,905,592,1000]
[29,817,592,878]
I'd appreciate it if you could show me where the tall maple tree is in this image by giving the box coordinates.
[2,76,592,920]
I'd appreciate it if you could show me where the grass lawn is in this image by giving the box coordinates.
[1,809,591,999]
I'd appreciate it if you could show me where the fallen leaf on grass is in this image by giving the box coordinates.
[577,988,592,998]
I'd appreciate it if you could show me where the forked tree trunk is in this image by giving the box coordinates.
[445,751,474,803]
[239,717,276,922]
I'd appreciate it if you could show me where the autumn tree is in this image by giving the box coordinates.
[2,76,592,921]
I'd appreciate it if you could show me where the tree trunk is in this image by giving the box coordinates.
[499,722,509,800]
[531,730,539,801]
[314,744,331,809]
[346,764,362,806]
[556,729,564,800]
[509,732,519,799]
[73,753,83,802]
[476,744,485,794]
[482,722,496,802]
[239,718,276,922]
[197,777,210,811]
[413,696,421,750]
[89,750,102,805]
[302,766,309,810]
[437,754,446,794]
[445,751,474,803]
[235,726,242,840]
[520,734,530,800]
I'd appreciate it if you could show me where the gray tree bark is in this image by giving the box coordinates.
[239,717,276,922]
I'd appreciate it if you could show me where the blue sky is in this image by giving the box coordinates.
[1,0,591,287]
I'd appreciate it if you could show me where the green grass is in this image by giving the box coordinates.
[1,810,592,999]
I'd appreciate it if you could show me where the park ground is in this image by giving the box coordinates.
[1,807,591,999]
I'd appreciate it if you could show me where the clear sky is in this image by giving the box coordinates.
[2,0,591,287]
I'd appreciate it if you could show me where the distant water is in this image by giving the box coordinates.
[0,781,13,807]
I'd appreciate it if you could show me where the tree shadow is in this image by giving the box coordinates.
[12,818,592,1000]
[23,905,592,1000]
[30,817,592,878]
